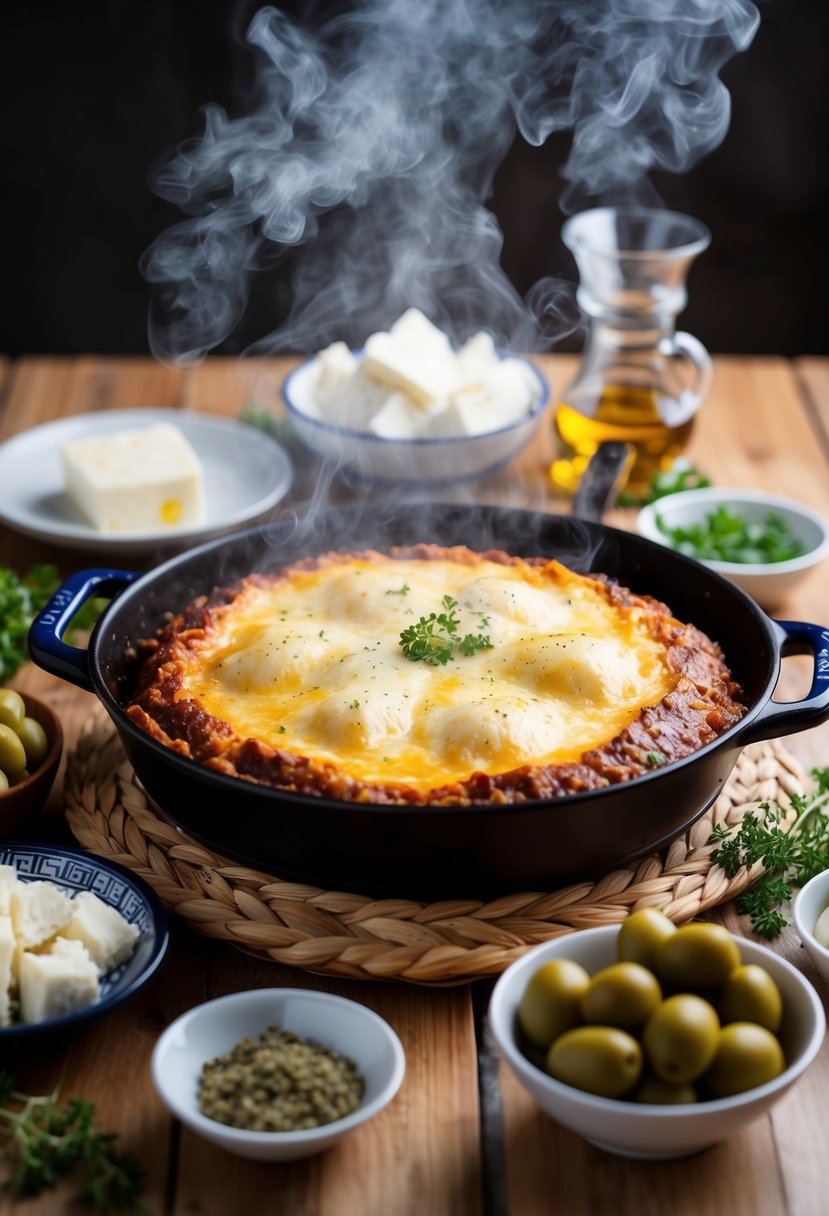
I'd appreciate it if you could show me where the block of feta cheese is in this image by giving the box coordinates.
[18,937,100,1025]
[0,864,20,914]
[61,422,206,534]
[313,340,358,401]
[61,890,140,973]
[363,310,459,407]
[10,880,72,949]
[315,363,393,430]
[0,915,14,1027]
[368,391,430,439]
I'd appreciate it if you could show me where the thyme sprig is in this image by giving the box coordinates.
[0,1072,146,1211]
[709,767,829,938]
[399,595,493,665]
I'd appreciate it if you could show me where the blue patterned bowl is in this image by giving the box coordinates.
[0,841,169,1039]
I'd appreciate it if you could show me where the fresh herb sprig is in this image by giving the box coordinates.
[399,595,493,666]
[618,462,712,507]
[709,767,829,938]
[656,504,806,565]
[0,564,105,682]
[0,1072,146,1212]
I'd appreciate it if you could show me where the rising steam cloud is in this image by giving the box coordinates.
[141,0,759,363]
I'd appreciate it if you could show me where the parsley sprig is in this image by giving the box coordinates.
[399,595,493,665]
[709,767,829,938]
[0,564,106,683]
[0,1072,146,1211]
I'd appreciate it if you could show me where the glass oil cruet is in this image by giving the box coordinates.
[550,206,713,497]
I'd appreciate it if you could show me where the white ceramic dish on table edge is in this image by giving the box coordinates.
[0,840,169,1041]
[488,925,825,1161]
[282,353,550,483]
[151,988,406,1161]
[0,409,293,554]
[793,869,829,987]
[636,487,829,608]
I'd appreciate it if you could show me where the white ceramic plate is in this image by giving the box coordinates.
[0,409,293,553]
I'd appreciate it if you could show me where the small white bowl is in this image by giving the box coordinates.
[637,488,829,608]
[282,354,550,483]
[489,925,825,1160]
[793,869,829,988]
[151,988,405,1161]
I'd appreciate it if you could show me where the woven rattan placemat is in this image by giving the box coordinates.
[64,711,808,985]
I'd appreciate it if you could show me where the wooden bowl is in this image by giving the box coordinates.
[0,693,63,837]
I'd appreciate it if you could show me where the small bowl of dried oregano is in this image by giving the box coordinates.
[151,987,406,1161]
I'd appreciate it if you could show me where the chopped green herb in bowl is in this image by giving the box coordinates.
[655,504,806,565]
[637,488,829,608]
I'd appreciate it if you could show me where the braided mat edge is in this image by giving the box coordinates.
[64,711,808,986]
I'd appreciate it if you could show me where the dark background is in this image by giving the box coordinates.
[2,0,826,357]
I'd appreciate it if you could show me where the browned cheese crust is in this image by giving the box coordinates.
[124,545,746,805]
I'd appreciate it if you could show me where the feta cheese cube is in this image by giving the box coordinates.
[368,392,429,439]
[61,422,206,534]
[61,891,140,973]
[19,938,100,1025]
[457,331,497,380]
[0,865,20,914]
[0,916,14,1028]
[10,880,72,949]
[390,309,454,359]
[317,365,391,430]
[482,358,540,423]
[363,332,458,407]
[314,341,358,395]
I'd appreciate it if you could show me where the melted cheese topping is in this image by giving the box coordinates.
[179,556,677,792]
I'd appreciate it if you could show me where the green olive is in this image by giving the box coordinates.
[631,1075,698,1105]
[17,716,48,767]
[719,964,783,1032]
[0,724,27,778]
[642,994,720,1084]
[546,1025,643,1098]
[0,689,26,733]
[617,907,677,970]
[518,958,591,1050]
[704,1022,786,1097]
[0,770,8,793]
[580,962,662,1031]
[654,922,741,990]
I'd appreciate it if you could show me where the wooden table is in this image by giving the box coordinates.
[1,354,828,1216]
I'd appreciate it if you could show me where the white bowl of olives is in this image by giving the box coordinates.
[488,917,825,1160]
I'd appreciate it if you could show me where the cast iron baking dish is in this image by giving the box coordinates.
[29,503,829,898]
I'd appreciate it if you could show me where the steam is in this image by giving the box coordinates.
[142,0,759,363]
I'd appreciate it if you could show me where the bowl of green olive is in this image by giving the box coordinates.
[0,690,63,836]
[488,915,825,1159]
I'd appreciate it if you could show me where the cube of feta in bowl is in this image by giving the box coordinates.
[282,310,550,483]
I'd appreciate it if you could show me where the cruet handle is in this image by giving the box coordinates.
[659,330,714,410]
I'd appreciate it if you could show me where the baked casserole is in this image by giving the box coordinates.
[125,545,746,804]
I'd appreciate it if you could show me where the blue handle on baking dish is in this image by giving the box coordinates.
[739,619,829,745]
[28,568,139,692]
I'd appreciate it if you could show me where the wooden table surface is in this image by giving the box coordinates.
[1,353,828,1216]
